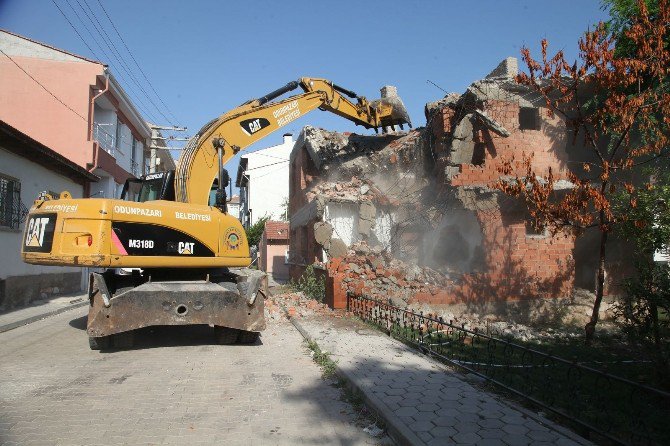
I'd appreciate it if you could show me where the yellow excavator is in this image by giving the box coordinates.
[21,78,411,349]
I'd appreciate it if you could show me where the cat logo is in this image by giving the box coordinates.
[178,241,195,255]
[25,217,50,247]
[239,117,270,136]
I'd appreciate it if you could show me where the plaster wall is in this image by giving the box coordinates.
[242,135,294,225]
[0,52,102,169]
[0,148,84,307]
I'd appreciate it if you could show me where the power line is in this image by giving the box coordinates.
[50,0,101,61]
[74,0,174,125]
[52,0,160,123]
[243,160,289,172]
[0,47,87,122]
[61,0,162,124]
[95,0,181,124]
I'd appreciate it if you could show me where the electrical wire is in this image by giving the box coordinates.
[0,47,87,122]
[74,0,174,125]
[53,0,161,124]
[49,0,101,61]
[95,0,181,124]
[243,160,289,172]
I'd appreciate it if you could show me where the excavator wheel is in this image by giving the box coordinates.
[238,331,260,344]
[88,335,111,350]
[215,326,240,345]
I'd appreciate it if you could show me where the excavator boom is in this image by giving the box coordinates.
[175,77,411,205]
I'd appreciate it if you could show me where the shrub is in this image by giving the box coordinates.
[289,264,325,302]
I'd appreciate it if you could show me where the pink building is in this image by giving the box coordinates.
[259,221,289,282]
[0,29,152,199]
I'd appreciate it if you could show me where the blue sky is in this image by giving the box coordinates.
[0,0,610,194]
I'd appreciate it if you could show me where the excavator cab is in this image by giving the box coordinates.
[120,171,175,202]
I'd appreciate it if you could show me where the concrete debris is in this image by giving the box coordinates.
[363,424,384,438]
[313,221,333,249]
[264,292,333,320]
[357,201,376,237]
[330,240,455,305]
[473,109,510,137]
[328,238,348,258]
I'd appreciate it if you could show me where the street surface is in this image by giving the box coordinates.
[0,307,383,446]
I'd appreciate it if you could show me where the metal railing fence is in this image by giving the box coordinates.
[347,293,670,446]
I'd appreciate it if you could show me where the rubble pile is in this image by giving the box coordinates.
[264,291,334,320]
[301,126,432,209]
[331,241,457,306]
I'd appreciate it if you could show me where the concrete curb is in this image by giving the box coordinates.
[289,315,425,446]
[0,300,88,334]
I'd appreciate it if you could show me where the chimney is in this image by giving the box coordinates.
[283,133,293,145]
[380,85,398,99]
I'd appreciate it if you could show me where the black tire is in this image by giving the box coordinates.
[88,335,110,350]
[238,331,260,344]
[215,326,240,345]
[113,331,135,349]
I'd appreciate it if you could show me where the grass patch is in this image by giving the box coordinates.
[306,340,337,378]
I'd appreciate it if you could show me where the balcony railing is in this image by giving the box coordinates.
[93,123,116,156]
[131,160,140,177]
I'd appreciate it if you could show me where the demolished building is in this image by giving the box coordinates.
[288,58,612,314]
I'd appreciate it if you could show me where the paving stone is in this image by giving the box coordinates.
[454,421,481,434]
[384,387,405,396]
[417,430,434,442]
[409,420,435,432]
[502,433,532,446]
[478,438,507,446]
[433,416,459,427]
[501,414,527,425]
[502,424,530,435]
[527,429,559,441]
[479,428,507,439]
[428,436,458,446]
[453,431,482,444]
[395,406,419,417]
[397,398,422,407]
[417,402,440,412]
[478,418,505,429]
[382,394,404,405]
[454,412,481,424]
[430,426,457,437]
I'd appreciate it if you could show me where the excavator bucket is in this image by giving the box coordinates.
[371,85,412,131]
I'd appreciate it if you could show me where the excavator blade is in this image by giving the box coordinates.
[371,86,412,131]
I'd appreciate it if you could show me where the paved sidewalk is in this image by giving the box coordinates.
[0,293,87,333]
[292,315,591,446]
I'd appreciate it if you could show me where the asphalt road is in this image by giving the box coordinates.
[0,307,384,446]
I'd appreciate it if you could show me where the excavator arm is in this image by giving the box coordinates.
[175,77,410,205]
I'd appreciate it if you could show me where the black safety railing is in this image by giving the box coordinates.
[347,293,670,446]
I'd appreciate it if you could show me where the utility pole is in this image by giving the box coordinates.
[147,124,189,173]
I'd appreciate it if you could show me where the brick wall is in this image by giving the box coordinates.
[416,98,578,305]
[450,100,571,187]
[288,146,323,282]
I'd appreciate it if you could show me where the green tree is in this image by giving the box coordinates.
[614,173,670,381]
[245,215,270,248]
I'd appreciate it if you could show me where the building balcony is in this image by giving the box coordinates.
[93,122,116,156]
[131,160,140,177]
